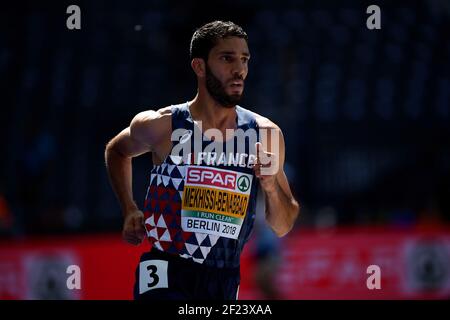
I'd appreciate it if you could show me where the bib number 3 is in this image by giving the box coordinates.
[139,260,168,294]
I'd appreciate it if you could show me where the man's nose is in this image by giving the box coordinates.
[232,61,246,78]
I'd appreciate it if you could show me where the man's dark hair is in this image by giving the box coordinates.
[190,20,248,61]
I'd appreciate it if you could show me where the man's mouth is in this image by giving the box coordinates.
[230,81,243,87]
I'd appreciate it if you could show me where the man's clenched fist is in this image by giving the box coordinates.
[122,210,146,245]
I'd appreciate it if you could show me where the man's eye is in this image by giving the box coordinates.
[222,56,232,62]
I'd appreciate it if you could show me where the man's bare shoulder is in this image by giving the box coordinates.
[132,106,172,124]
[245,108,281,131]
[245,108,285,159]
[130,106,172,145]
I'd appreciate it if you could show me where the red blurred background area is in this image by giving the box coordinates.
[1,225,449,300]
[0,234,145,299]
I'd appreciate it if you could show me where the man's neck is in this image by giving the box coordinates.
[188,92,237,132]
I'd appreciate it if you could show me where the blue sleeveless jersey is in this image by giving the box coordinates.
[143,102,260,268]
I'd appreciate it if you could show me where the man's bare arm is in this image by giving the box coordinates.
[105,126,150,215]
[104,109,170,245]
[263,165,300,237]
[254,120,300,237]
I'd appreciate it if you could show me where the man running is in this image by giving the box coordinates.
[105,20,300,300]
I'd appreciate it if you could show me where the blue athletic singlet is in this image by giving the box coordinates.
[142,102,260,269]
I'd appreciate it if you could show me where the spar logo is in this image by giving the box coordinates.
[186,167,237,190]
[237,176,250,192]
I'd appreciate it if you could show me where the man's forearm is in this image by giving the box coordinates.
[105,146,138,216]
[264,182,299,237]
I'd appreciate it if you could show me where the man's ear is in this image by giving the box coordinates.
[191,58,206,77]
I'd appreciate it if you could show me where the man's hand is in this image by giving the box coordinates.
[122,210,146,245]
[253,142,279,193]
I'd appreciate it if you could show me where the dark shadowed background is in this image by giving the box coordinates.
[0,0,449,300]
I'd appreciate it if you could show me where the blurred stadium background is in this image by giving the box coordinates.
[0,0,449,299]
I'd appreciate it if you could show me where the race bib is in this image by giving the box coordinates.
[181,166,253,239]
[139,260,169,294]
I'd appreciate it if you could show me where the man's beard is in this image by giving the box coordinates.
[205,65,243,108]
